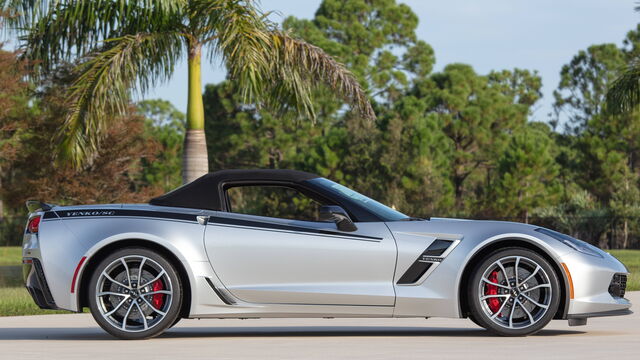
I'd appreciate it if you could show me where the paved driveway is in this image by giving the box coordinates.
[0,292,638,360]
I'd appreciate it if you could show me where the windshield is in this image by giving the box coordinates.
[308,178,409,221]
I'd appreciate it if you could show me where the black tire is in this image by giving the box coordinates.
[467,247,561,336]
[468,313,483,327]
[88,247,183,340]
[169,316,182,329]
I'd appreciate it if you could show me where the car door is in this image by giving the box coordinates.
[203,184,397,306]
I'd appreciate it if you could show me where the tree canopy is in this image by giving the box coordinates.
[1,0,640,249]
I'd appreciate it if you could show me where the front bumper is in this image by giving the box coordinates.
[23,258,57,310]
[567,308,633,319]
[561,251,631,317]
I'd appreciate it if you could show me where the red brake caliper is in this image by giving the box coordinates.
[151,280,164,309]
[485,270,501,313]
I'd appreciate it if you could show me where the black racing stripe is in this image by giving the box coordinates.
[208,215,383,241]
[42,211,59,219]
[53,209,197,222]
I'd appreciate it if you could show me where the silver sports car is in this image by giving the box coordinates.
[22,169,631,339]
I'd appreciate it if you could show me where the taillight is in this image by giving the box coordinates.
[27,216,41,234]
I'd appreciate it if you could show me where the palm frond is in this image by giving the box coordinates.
[266,31,375,121]
[606,60,640,114]
[199,0,271,100]
[3,0,185,75]
[60,31,183,165]
[195,0,374,120]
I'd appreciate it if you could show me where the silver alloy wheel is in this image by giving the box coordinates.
[95,255,173,333]
[477,255,553,329]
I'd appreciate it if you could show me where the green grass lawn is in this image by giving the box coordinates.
[0,246,22,266]
[0,247,80,316]
[0,247,638,317]
[0,287,71,316]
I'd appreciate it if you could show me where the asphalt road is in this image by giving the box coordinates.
[1,292,638,360]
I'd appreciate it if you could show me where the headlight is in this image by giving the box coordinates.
[535,228,603,258]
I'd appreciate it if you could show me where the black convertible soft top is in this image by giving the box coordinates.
[149,169,320,211]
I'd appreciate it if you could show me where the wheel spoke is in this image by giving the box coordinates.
[137,257,147,284]
[508,300,516,328]
[480,294,509,301]
[121,303,134,330]
[135,302,148,330]
[521,283,551,293]
[104,296,129,317]
[102,272,130,289]
[521,293,549,309]
[517,299,535,325]
[140,296,167,316]
[482,277,510,289]
[514,256,521,285]
[144,290,172,296]
[98,291,127,297]
[496,260,509,282]
[140,270,166,288]
[120,258,132,286]
[521,265,541,285]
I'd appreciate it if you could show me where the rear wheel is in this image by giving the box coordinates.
[467,248,561,336]
[88,247,182,340]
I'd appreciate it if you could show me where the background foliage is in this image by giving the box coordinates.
[1,0,640,249]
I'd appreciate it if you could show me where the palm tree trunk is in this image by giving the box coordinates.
[182,42,209,184]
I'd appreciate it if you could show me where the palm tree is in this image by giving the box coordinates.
[2,0,374,183]
[606,5,640,114]
[607,61,640,113]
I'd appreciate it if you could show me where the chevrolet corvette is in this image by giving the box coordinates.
[21,169,631,339]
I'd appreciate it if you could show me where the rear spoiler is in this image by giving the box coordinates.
[26,200,54,213]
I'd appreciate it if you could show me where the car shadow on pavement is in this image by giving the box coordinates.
[0,326,585,340]
[162,326,585,338]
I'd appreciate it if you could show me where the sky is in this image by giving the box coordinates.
[145,0,639,123]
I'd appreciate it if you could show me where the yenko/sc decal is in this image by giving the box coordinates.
[63,210,116,217]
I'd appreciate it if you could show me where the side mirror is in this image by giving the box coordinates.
[319,205,357,232]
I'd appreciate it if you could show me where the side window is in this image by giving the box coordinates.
[226,185,325,221]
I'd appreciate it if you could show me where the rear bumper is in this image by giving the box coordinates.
[23,258,57,310]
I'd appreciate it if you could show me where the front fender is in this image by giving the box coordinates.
[389,219,571,318]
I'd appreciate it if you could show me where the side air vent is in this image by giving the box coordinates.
[205,278,236,305]
[397,239,454,285]
[423,239,453,256]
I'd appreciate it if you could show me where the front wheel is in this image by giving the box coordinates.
[467,248,561,336]
[88,247,183,340]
